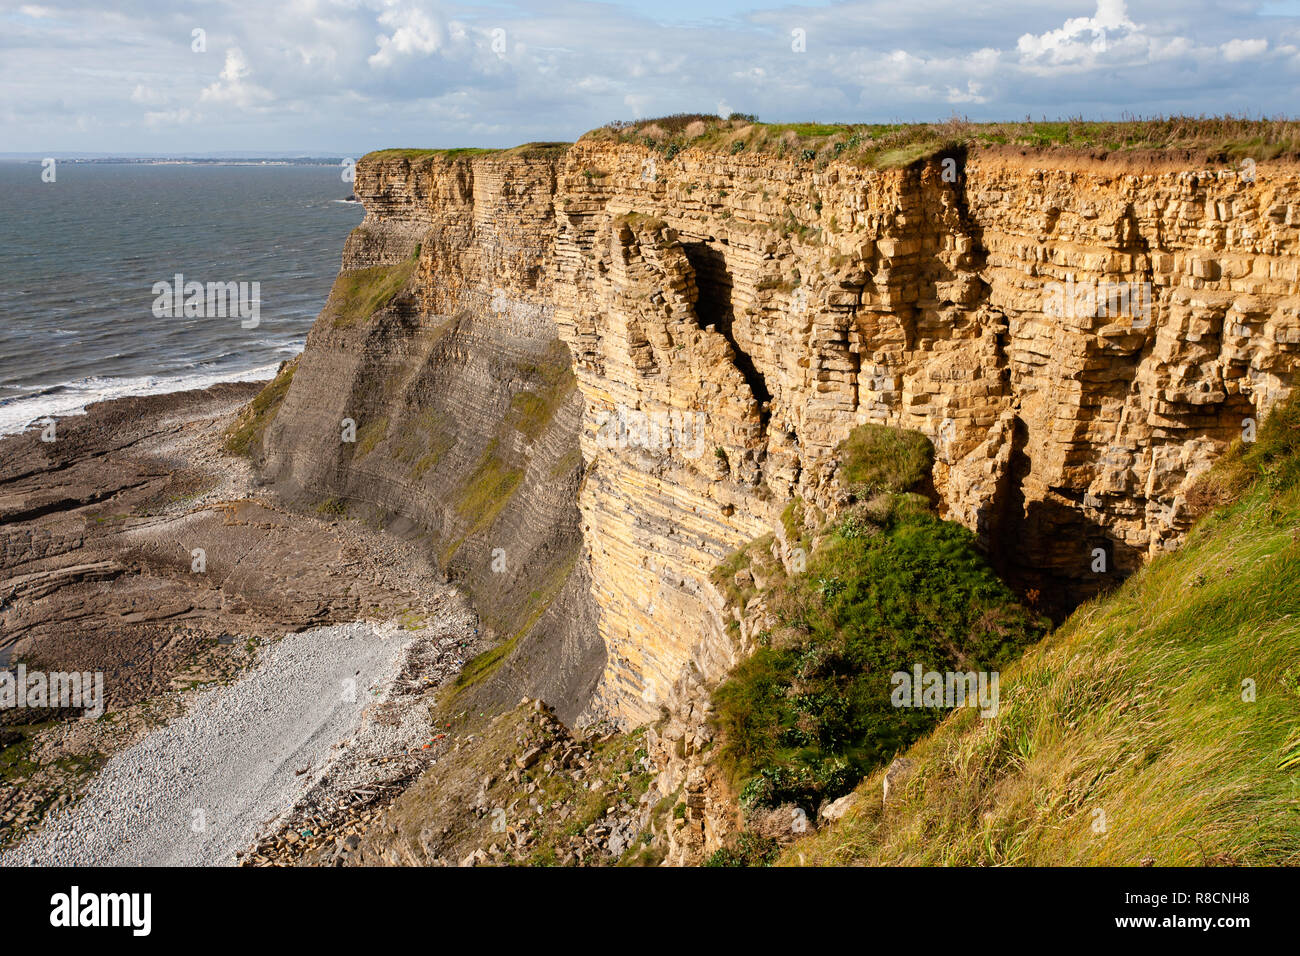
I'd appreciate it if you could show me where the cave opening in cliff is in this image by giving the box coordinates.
[682,240,772,427]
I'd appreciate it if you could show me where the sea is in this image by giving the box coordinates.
[0,161,364,434]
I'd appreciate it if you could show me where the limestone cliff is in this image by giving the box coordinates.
[257,131,1300,732]
[553,139,1300,724]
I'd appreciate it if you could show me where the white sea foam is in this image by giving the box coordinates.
[0,357,297,436]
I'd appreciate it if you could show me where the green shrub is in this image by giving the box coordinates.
[712,427,1045,815]
[705,831,780,867]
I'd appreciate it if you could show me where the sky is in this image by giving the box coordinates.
[1,0,1297,155]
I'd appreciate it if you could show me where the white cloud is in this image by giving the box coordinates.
[369,3,445,68]
[623,93,651,119]
[1221,38,1269,62]
[200,48,272,108]
[1148,36,1195,61]
[946,81,987,104]
[130,84,167,105]
[1017,0,1140,63]
[968,48,1002,72]
[144,108,198,127]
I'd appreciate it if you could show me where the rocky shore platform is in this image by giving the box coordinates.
[0,384,486,861]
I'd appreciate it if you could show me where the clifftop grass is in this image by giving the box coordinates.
[363,118,1299,183]
[364,147,501,162]
[583,114,1300,169]
[781,396,1300,866]
[362,142,570,165]
[366,117,1299,180]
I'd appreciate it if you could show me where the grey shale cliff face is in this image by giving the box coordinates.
[259,146,603,725]
[258,139,1300,729]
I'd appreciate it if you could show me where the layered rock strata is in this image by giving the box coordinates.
[552,141,1300,723]
[263,140,1300,729]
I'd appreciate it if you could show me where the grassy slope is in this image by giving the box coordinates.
[781,400,1300,866]
[226,247,419,457]
[439,342,582,700]
[327,257,417,329]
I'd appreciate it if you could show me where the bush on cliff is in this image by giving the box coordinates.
[712,425,1047,816]
[835,422,932,497]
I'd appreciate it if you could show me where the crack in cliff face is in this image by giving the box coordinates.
[681,240,772,430]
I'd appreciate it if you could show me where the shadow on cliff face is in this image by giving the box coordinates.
[1006,497,1140,622]
[982,416,1140,622]
[681,240,772,430]
[981,389,1261,623]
